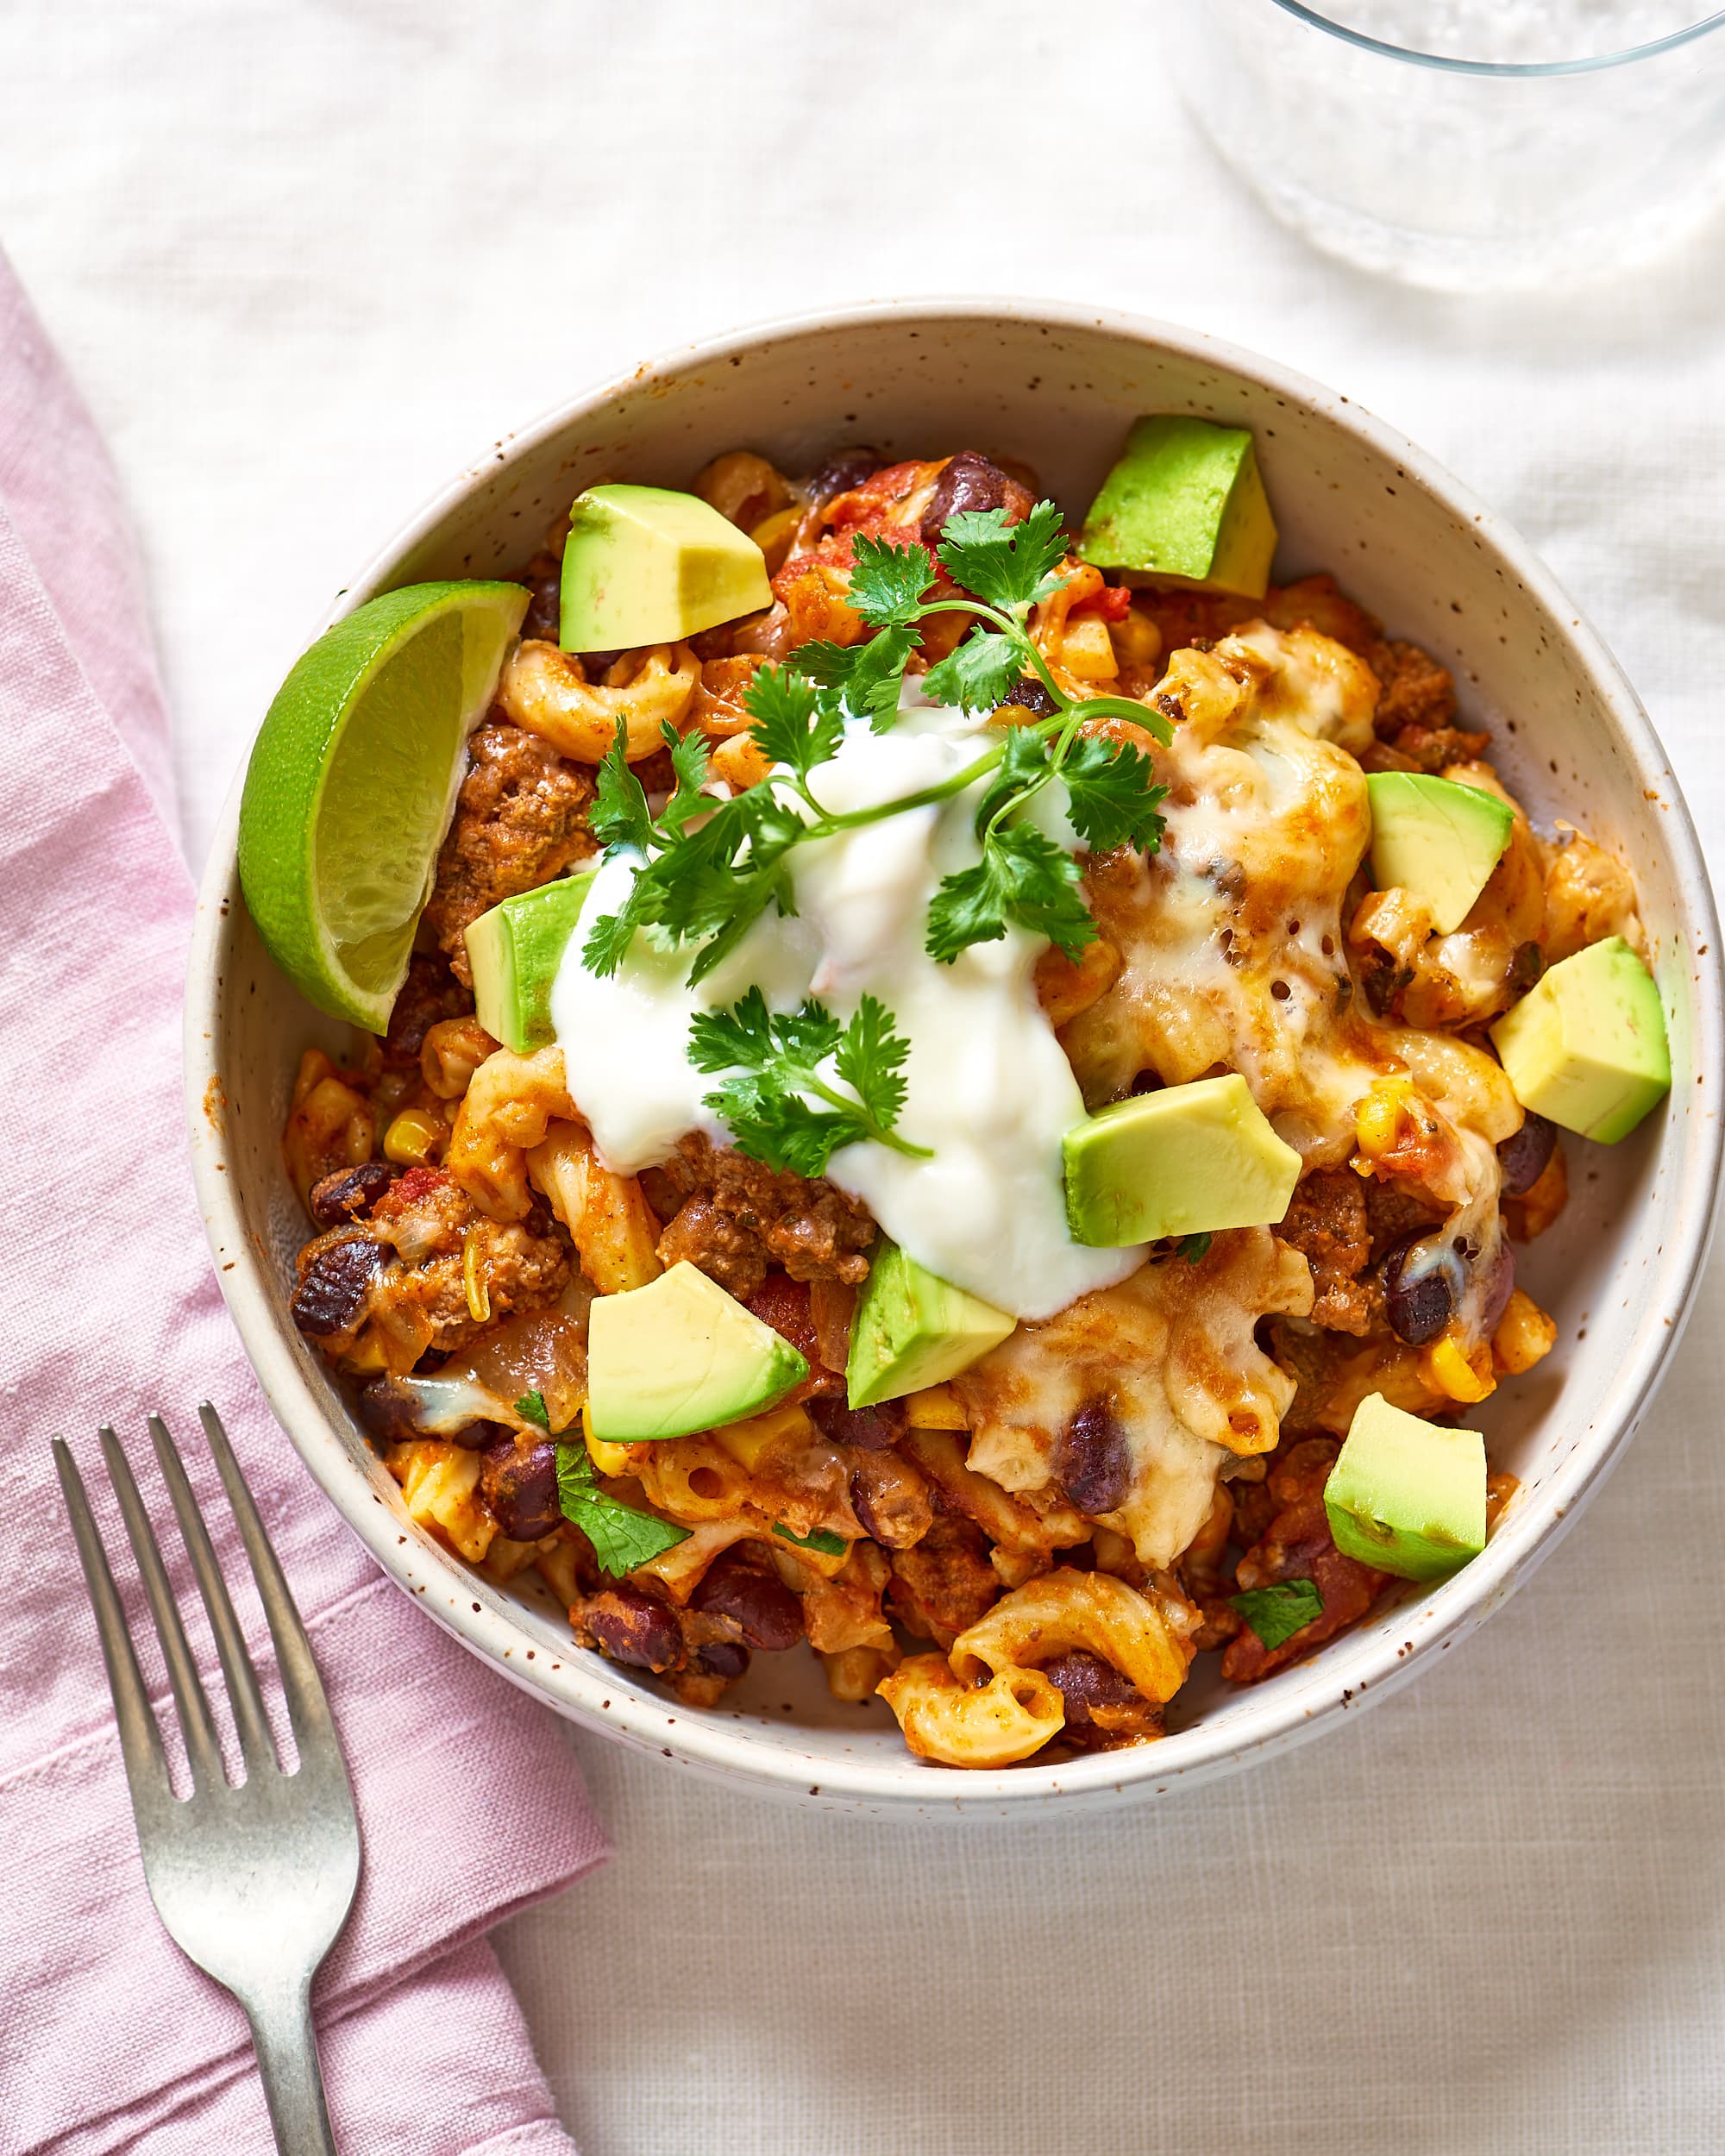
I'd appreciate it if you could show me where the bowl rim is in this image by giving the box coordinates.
[186,294,1725,1814]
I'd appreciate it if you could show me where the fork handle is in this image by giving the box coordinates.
[244,1980,338,2155]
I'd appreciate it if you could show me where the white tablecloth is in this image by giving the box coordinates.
[8,4,1725,2149]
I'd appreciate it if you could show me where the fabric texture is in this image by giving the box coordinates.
[4,4,1725,2153]
[0,252,605,2156]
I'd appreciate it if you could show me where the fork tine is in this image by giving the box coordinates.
[52,1439,174,1814]
[100,1426,227,1793]
[198,1405,341,1764]
[148,1413,279,1776]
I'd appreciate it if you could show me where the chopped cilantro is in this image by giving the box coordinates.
[514,1390,551,1430]
[1229,1578,1323,1651]
[773,1522,848,1557]
[554,1443,690,1577]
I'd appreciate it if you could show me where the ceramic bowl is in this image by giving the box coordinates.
[185,300,1723,1817]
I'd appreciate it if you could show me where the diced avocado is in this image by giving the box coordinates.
[1077,416,1277,599]
[1324,1393,1486,1583]
[559,484,772,651]
[464,871,594,1053]
[586,1261,807,1442]
[1366,771,1514,935]
[1490,936,1670,1144]
[1063,1073,1302,1249]
[846,1241,1016,1409]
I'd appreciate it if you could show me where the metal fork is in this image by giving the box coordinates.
[53,1405,361,2156]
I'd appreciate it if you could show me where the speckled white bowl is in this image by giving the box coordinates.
[185,300,1723,1817]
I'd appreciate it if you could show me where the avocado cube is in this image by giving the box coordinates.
[1324,1394,1486,1583]
[586,1262,808,1442]
[1366,771,1515,935]
[464,871,594,1054]
[846,1241,1017,1409]
[560,483,772,651]
[1490,936,1670,1144]
[1078,416,1277,599]
[1062,1073,1302,1249]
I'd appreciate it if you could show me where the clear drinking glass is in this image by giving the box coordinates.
[1164,1,1725,289]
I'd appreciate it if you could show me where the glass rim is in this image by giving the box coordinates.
[1270,0,1725,74]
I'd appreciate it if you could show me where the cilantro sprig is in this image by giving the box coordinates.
[689,987,930,1176]
[555,1442,691,1577]
[580,499,1170,981]
[1229,1578,1323,1651]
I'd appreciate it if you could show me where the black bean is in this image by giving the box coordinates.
[357,1375,501,1449]
[308,1161,398,1227]
[1381,1233,1465,1345]
[695,1640,750,1681]
[576,645,624,673]
[1129,1070,1164,1096]
[1496,1111,1557,1196]
[521,554,562,643]
[481,1437,561,1541]
[291,1237,380,1337]
[583,1584,683,1673]
[919,452,1017,546]
[1001,674,1057,718]
[692,1548,805,1651]
[804,447,881,505]
[806,1395,906,1451]
[1057,1401,1131,1514]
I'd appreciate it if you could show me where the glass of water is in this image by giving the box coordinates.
[1164,1,1725,289]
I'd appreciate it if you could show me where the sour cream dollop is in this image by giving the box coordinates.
[548,698,1144,1320]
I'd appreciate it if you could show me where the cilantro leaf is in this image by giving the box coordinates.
[973,725,1056,837]
[1229,1578,1323,1651]
[925,824,1096,966]
[555,1442,690,1577]
[661,723,712,840]
[1178,1232,1213,1265]
[589,719,654,854]
[744,664,842,779]
[921,628,1026,715]
[936,499,1069,614]
[773,1522,848,1557]
[787,627,917,732]
[833,993,911,1135]
[846,533,935,628]
[515,1390,551,1430]
[1060,734,1169,855]
[690,991,928,1175]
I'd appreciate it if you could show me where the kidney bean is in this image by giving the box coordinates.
[583,1584,683,1673]
[1057,1401,1131,1514]
[308,1161,398,1227]
[919,452,1018,545]
[291,1238,380,1337]
[520,553,562,643]
[848,1452,933,1549]
[1001,674,1057,718]
[1129,1070,1164,1097]
[1477,1245,1517,1337]
[1381,1233,1466,1345]
[695,1640,750,1681]
[804,447,881,505]
[1496,1111,1557,1196]
[481,1437,561,1541]
[746,1275,839,1388]
[1509,940,1546,993]
[692,1548,805,1651]
[354,1376,503,1450]
[807,1395,906,1451]
[1041,1649,1136,1724]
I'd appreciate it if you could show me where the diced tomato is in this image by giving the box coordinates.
[1070,583,1132,622]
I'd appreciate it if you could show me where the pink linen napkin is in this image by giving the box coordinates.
[0,250,606,2155]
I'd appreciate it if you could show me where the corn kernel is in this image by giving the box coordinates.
[1354,1076,1413,1157]
[1493,1288,1559,1376]
[581,1401,634,1478]
[384,1106,444,1166]
[713,1401,813,1470]
[1424,1332,1496,1404]
[342,1326,390,1376]
[905,1385,969,1430]
[1059,613,1119,680]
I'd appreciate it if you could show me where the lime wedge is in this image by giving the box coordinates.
[239,580,529,1031]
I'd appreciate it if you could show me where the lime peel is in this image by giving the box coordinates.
[239,580,528,1031]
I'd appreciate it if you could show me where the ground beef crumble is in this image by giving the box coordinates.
[652,1131,875,1299]
[1275,1169,1374,1335]
[422,718,597,985]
